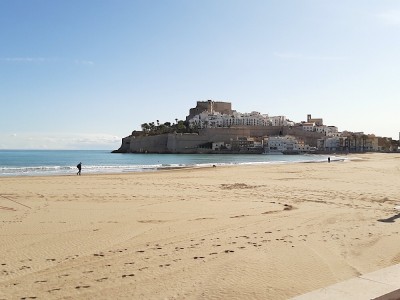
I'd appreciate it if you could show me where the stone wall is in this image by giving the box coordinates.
[199,127,282,141]
[166,133,210,153]
[213,101,233,115]
[127,134,169,153]
[200,126,324,146]
[114,126,325,153]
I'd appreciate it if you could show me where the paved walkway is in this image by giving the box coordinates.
[292,263,400,300]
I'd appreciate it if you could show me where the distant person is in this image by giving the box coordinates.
[328,157,331,163]
[77,162,82,175]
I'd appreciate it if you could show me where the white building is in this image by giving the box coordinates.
[264,136,300,154]
[188,109,303,130]
[270,116,294,127]
[188,110,271,128]
[323,137,342,151]
[315,125,326,134]
[302,122,315,132]
[325,126,339,137]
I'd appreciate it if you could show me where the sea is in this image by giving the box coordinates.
[0,150,339,177]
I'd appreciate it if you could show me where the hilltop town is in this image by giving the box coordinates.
[114,100,399,154]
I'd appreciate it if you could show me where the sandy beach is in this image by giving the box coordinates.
[0,153,399,299]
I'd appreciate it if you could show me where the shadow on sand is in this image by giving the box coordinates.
[378,213,400,223]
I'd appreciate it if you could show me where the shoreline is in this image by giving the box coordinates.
[0,153,350,178]
[1,152,399,299]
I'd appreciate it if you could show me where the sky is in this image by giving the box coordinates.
[0,0,399,150]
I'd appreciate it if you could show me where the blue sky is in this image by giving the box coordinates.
[1,0,399,149]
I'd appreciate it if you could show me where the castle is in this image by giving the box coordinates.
[114,100,398,154]
[186,100,233,121]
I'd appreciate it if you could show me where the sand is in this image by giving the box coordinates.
[0,153,399,299]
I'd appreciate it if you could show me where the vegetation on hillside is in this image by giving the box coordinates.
[137,120,199,136]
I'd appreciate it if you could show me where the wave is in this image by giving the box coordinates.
[0,155,345,176]
[0,163,200,176]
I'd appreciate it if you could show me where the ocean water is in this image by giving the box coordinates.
[0,150,337,177]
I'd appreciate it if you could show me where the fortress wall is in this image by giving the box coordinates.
[200,127,283,141]
[128,134,169,153]
[199,128,251,142]
[245,126,284,137]
[200,127,323,146]
[188,102,209,119]
[187,100,233,121]
[213,102,233,115]
[167,134,210,153]
[117,126,324,153]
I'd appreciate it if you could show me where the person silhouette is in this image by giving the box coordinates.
[77,162,82,175]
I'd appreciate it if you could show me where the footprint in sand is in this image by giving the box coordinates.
[95,277,108,282]
[159,264,171,267]
[75,285,90,289]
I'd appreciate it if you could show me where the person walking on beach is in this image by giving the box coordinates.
[77,162,82,175]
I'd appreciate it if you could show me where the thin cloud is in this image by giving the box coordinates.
[0,57,95,65]
[41,134,119,145]
[0,133,120,150]
[0,57,49,63]
[377,10,400,26]
[273,52,347,61]
[74,134,120,144]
